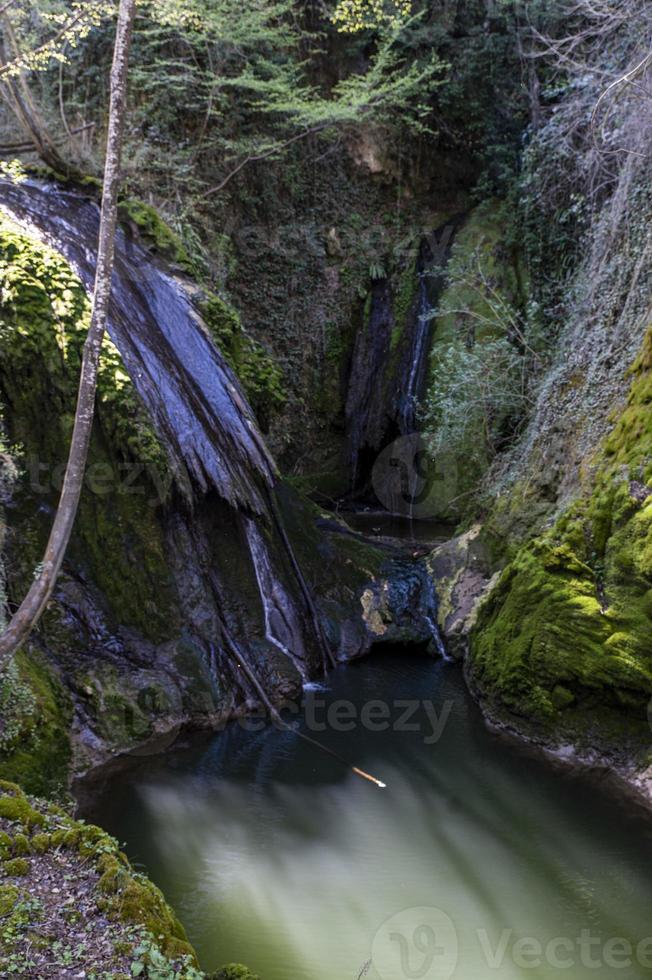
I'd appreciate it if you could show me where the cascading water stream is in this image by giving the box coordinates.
[0,177,276,513]
[398,265,432,435]
[345,218,463,500]
[243,517,308,679]
[0,176,331,681]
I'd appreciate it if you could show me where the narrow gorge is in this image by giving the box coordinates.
[1,1,652,977]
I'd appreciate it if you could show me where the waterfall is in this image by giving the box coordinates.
[243,517,308,679]
[0,176,331,686]
[398,263,432,435]
[0,177,276,513]
[422,571,451,661]
[345,218,462,497]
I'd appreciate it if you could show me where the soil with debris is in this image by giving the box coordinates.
[0,780,199,979]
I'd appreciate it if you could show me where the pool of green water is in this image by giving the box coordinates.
[82,652,652,980]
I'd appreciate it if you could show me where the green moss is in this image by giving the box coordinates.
[29,833,50,854]
[0,785,201,969]
[12,833,30,855]
[73,487,176,644]
[201,292,286,428]
[422,201,527,519]
[434,201,525,343]
[118,198,195,274]
[0,792,45,830]
[391,259,418,352]
[0,649,72,798]
[212,966,261,980]
[3,857,29,876]
[470,326,652,731]
[0,213,178,656]
[0,214,167,473]
[97,853,196,962]
[0,884,18,915]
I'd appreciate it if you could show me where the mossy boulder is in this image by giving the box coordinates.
[469,327,652,735]
[3,856,29,876]
[212,966,261,980]
[422,200,528,518]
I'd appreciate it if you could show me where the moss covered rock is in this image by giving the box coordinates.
[469,327,652,734]
[0,781,202,972]
[3,857,29,876]
[202,292,286,430]
[422,201,528,517]
[212,966,261,980]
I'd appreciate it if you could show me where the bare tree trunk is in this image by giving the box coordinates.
[0,0,136,666]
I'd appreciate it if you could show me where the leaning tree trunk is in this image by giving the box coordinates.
[0,14,71,173]
[0,0,137,665]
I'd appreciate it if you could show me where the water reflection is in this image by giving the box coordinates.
[83,653,652,980]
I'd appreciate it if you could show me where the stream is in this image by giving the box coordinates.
[82,651,652,980]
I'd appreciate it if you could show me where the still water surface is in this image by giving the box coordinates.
[84,653,652,980]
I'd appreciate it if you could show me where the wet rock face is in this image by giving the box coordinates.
[344,220,462,498]
[0,177,277,513]
[359,559,443,651]
[428,525,499,661]
[0,187,444,788]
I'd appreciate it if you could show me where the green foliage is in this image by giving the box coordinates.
[423,339,529,466]
[332,0,411,33]
[56,0,448,199]
[0,161,27,183]
[129,937,203,979]
[0,1,113,79]
[421,203,532,509]
[0,659,37,755]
